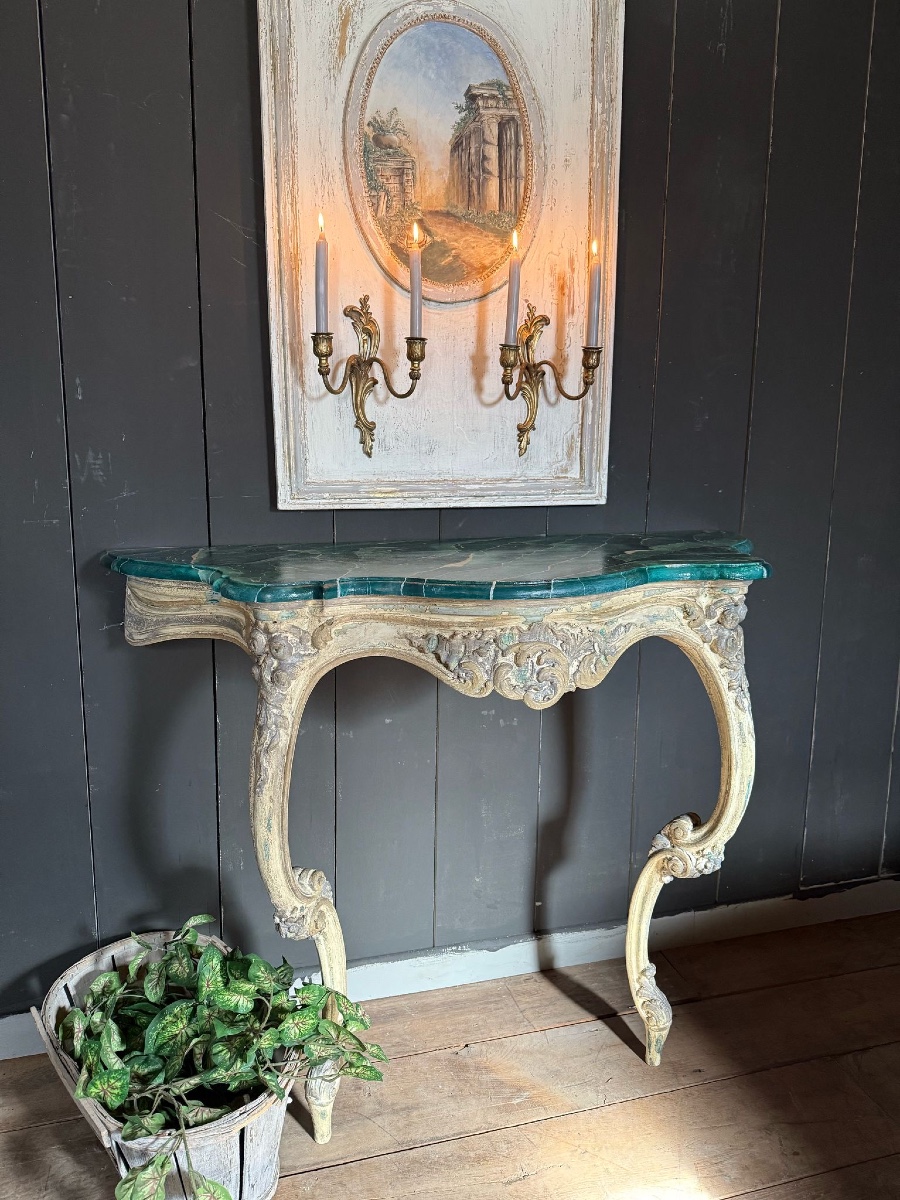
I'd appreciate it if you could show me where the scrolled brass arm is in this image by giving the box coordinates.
[498,302,602,455]
[311,296,427,457]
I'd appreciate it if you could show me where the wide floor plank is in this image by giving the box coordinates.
[0,1118,117,1200]
[366,911,900,1062]
[277,1048,900,1198]
[0,1054,77,1133]
[664,910,900,996]
[280,963,900,1173]
[740,1155,900,1199]
[365,954,691,1059]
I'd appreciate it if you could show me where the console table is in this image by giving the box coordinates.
[104,531,769,1144]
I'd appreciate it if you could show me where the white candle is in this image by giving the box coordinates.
[504,229,521,344]
[585,239,601,346]
[315,212,328,332]
[410,223,423,338]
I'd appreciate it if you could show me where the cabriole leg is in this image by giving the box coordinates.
[626,592,756,1065]
[247,623,346,1144]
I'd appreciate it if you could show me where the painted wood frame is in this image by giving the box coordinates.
[257,0,624,508]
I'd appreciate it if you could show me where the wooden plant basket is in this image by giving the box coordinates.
[31,930,294,1200]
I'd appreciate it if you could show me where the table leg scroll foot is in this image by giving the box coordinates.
[625,592,757,1065]
[306,1062,341,1144]
[274,875,347,1145]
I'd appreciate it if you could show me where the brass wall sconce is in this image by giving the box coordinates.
[312,295,427,457]
[500,303,602,456]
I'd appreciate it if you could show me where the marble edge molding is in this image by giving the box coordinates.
[101,538,771,605]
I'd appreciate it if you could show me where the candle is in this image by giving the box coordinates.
[315,212,328,333]
[585,239,601,346]
[504,229,521,344]
[410,222,423,338]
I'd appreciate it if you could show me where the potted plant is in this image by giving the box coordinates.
[31,915,386,1200]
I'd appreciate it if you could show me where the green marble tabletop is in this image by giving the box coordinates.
[102,532,770,604]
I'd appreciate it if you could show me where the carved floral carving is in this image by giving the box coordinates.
[634,963,672,1034]
[683,593,751,712]
[411,620,634,709]
[249,622,318,802]
[650,813,725,884]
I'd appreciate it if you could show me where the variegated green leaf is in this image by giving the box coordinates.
[144,999,194,1056]
[293,983,329,1009]
[114,1153,171,1200]
[302,1036,338,1063]
[209,979,257,1015]
[177,914,216,938]
[365,1041,388,1063]
[257,1027,283,1055]
[165,942,195,984]
[144,960,167,1004]
[80,1037,102,1072]
[100,1019,126,1070]
[60,1008,89,1056]
[121,1111,167,1141]
[246,954,280,991]
[127,947,150,982]
[123,1053,165,1086]
[274,959,295,988]
[85,971,122,1009]
[278,1007,319,1046]
[259,1069,285,1100]
[196,944,227,1001]
[333,992,371,1031]
[340,1062,383,1082]
[180,1100,231,1128]
[84,1066,131,1110]
[188,1171,233,1200]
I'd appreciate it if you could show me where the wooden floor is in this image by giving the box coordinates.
[4,913,900,1198]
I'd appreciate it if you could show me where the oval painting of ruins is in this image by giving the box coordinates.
[346,9,540,303]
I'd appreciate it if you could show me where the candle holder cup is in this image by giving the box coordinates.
[313,294,427,457]
[500,302,602,456]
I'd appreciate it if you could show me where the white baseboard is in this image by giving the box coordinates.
[4,878,899,1058]
[0,1010,42,1060]
[343,878,900,1001]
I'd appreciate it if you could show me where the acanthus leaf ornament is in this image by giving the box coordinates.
[274,868,335,941]
[649,813,725,884]
[683,592,751,713]
[411,619,634,709]
[248,621,319,802]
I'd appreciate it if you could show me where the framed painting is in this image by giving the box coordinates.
[258,0,624,509]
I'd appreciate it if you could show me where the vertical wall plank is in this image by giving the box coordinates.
[334,511,438,960]
[42,0,218,939]
[537,0,676,932]
[803,0,900,886]
[434,510,544,945]
[633,0,778,914]
[721,0,874,901]
[190,0,334,970]
[0,0,96,1013]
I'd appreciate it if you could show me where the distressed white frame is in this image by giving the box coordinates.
[258,0,624,509]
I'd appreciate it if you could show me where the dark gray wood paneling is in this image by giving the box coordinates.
[803,0,900,886]
[0,0,96,1015]
[41,0,219,939]
[189,0,334,971]
[538,0,676,931]
[434,509,545,945]
[633,0,778,914]
[721,0,874,902]
[334,511,439,960]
